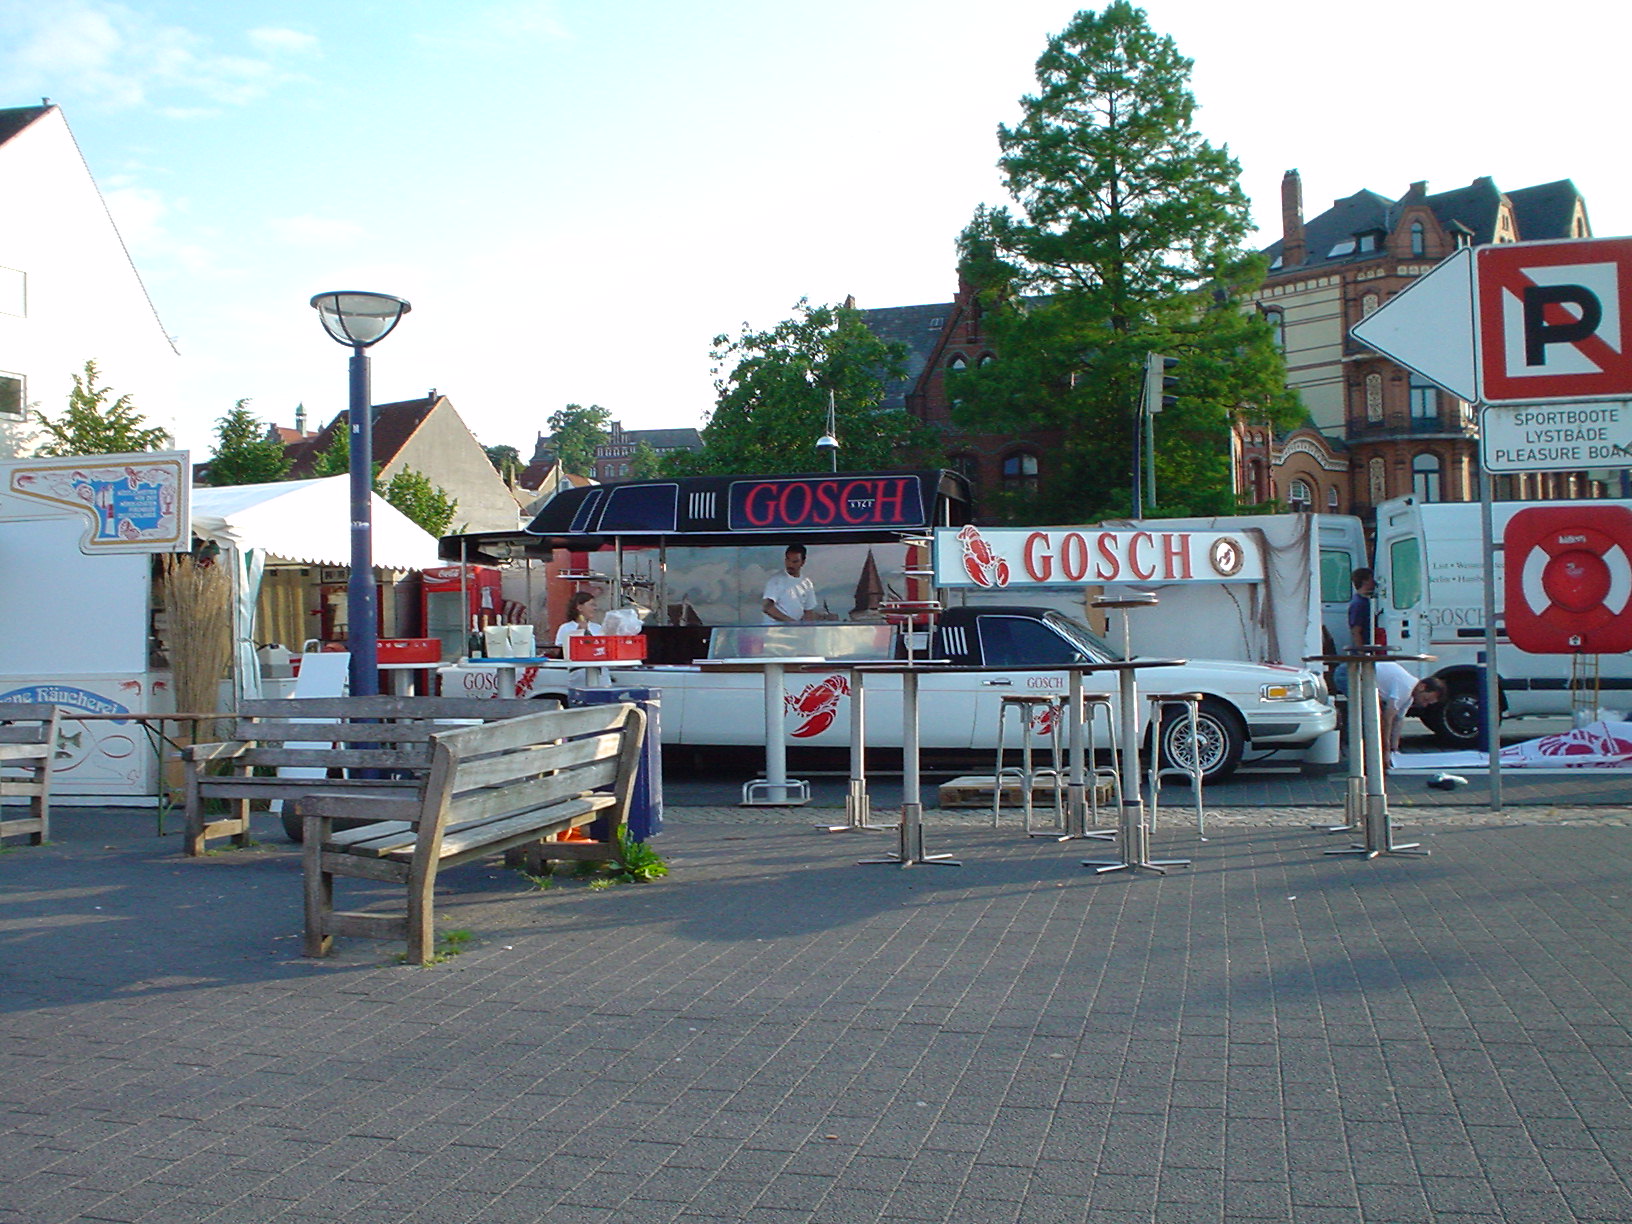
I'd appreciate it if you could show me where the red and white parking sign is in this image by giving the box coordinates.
[1477,238,1632,404]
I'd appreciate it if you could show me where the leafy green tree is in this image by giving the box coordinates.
[953,3,1297,521]
[381,467,459,536]
[687,298,938,476]
[547,404,611,476]
[483,443,522,482]
[309,420,457,534]
[34,360,170,456]
[311,425,352,478]
[204,400,290,486]
[629,440,665,479]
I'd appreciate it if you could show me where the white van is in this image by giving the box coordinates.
[1371,494,1632,746]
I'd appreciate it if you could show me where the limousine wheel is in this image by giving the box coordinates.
[1156,697,1244,784]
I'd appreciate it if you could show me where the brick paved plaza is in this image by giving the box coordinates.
[2,802,1630,1223]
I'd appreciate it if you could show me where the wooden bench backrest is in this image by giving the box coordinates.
[0,703,62,748]
[414,703,647,862]
[229,696,557,772]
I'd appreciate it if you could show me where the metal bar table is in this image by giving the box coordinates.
[695,657,830,805]
[846,660,960,866]
[481,655,619,694]
[1080,657,1190,875]
[1303,649,1434,860]
[814,662,896,833]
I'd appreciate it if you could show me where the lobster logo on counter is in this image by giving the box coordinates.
[785,674,851,738]
[957,524,1011,588]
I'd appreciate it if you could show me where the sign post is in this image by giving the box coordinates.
[1351,236,1632,812]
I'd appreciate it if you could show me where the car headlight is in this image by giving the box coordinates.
[1261,678,1317,702]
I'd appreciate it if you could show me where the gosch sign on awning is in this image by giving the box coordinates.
[932,524,1263,590]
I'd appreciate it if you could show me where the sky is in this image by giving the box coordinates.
[5,0,1629,461]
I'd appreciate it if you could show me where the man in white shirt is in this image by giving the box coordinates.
[1374,661,1447,768]
[762,544,832,624]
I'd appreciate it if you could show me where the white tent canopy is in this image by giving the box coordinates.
[190,476,442,570]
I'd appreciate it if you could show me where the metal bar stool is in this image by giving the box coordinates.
[993,695,1064,834]
[1079,692,1123,832]
[1146,691,1209,839]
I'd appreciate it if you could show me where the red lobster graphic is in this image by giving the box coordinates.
[785,674,850,738]
[957,524,1010,588]
[1031,699,1063,738]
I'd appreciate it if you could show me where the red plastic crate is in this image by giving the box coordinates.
[377,637,443,664]
[568,634,647,662]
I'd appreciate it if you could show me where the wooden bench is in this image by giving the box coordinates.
[0,703,61,846]
[180,696,557,856]
[303,702,647,963]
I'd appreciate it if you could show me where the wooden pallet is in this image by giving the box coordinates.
[938,774,1115,809]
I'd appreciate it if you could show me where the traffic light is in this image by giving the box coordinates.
[1144,352,1179,414]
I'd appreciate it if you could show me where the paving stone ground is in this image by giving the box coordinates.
[2,800,1630,1223]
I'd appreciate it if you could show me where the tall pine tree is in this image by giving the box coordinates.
[205,400,290,486]
[955,3,1297,521]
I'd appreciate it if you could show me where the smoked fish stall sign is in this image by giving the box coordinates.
[933,524,1264,589]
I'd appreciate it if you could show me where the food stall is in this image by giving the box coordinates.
[0,465,440,802]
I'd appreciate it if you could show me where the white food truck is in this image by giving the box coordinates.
[1372,493,1632,746]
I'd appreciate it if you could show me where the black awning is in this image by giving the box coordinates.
[440,470,971,561]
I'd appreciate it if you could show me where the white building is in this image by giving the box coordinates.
[0,104,178,459]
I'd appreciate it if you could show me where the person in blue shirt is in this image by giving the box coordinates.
[1333,567,1377,697]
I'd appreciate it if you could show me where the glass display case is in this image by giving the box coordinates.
[707,623,894,661]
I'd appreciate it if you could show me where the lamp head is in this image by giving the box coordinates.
[815,434,839,453]
[310,291,411,348]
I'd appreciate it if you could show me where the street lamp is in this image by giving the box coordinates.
[814,388,839,472]
[309,290,411,696]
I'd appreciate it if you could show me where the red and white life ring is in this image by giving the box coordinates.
[1505,506,1632,654]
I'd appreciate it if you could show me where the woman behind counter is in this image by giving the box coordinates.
[554,592,603,652]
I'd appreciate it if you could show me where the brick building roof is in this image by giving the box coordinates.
[1264,177,1586,271]
[284,395,439,478]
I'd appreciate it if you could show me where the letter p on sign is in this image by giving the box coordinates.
[1477,238,1632,404]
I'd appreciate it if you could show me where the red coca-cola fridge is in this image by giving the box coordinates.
[420,565,503,660]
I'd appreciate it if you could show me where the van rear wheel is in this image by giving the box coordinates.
[1419,690,1483,749]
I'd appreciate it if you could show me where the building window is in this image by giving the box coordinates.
[948,354,968,372]
[1410,221,1425,257]
[1365,373,1384,422]
[1327,485,1340,510]
[1362,292,1380,316]
[928,316,945,330]
[1410,378,1438,424]
[0,372,22,419]
[1356,233,1377,253]
[1002,452,1039,494]
[950,453,980,496]
[979,353,995,367]
[1368,457,1388,504]
[1412,452,1443,501]
[1288,479,1312,511]
[1261,307,1284,350]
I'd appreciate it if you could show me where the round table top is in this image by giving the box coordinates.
[839,657,1185,675]
[1303,651,1435,665]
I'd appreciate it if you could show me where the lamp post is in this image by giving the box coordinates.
[815,388,839,472]
[309,291,411,697]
